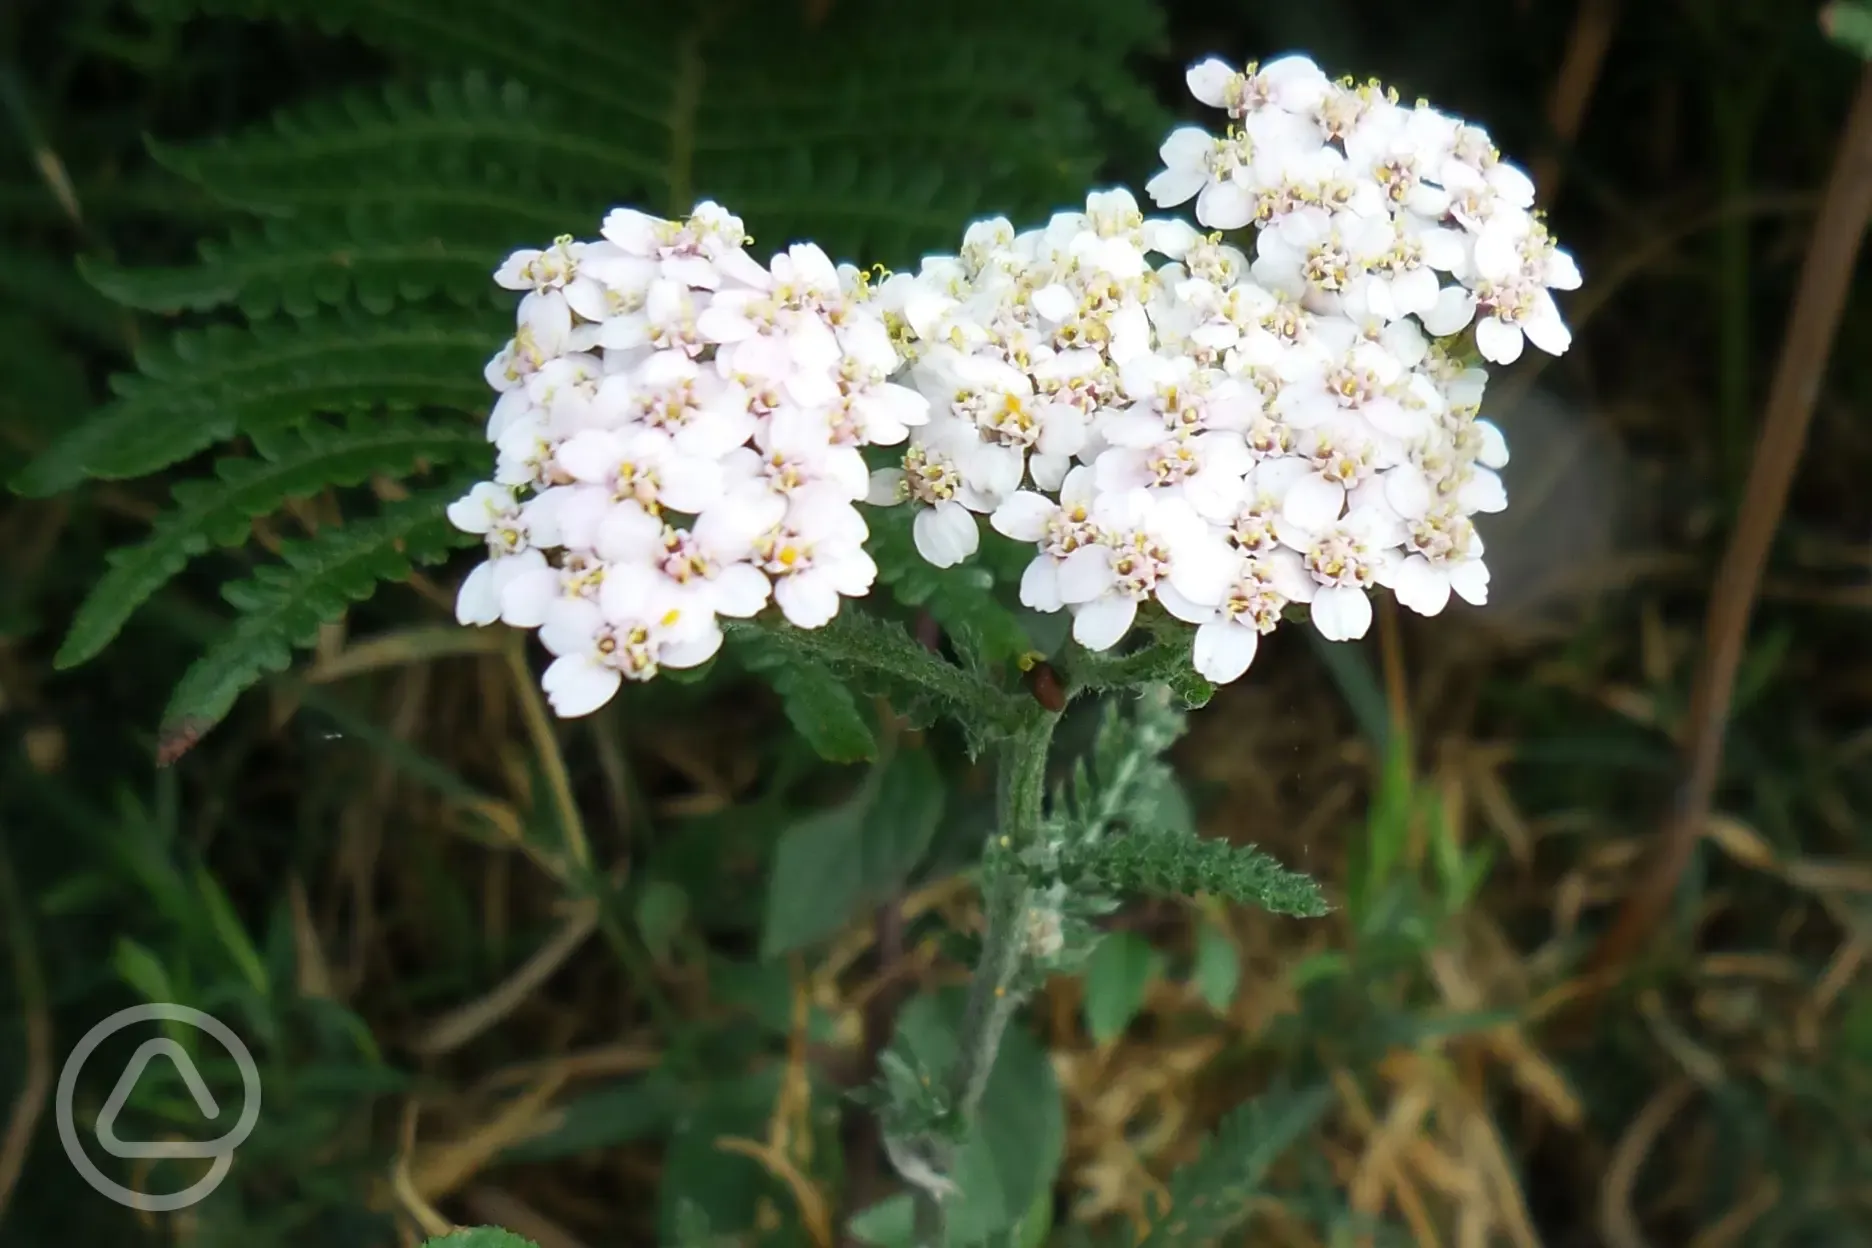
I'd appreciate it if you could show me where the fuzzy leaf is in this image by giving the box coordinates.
[1082,931,1159,1045]
[760,748,945,957]
[1069,828,1327,919]
[732,632,877,764]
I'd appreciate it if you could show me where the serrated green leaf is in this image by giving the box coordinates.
[80,207,507,320]
[1083,930,1157,1045]
[1071,828,1327,919]
[56,415,483,669]
[158,486,473,747]
[725,613,1024,754]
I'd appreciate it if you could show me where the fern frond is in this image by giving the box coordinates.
[57,416,484,669]
[13,310,499,496]
[148,75,657,216]
[79,208,509,318]
[159,485,474,748]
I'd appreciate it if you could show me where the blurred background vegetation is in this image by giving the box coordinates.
[3,0,1871,1245]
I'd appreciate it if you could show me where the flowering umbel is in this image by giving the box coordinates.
[871,54,1576,684]
[452,202,928,716]
[456,54,1577,708]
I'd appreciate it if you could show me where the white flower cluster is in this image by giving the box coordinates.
[869,54,1577,685]
[452,53,1580,707]
[449,202,929,716]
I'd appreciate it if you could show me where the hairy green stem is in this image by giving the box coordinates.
[907,708,1057,1245]
[950,710,1054,1104]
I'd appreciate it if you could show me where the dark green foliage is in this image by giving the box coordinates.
[1139,1085,1337,1244]
[420,1231,541,1248]
[725,612,1029,754]
[730,629,878,763]
[160,484,475,744]
[866,504,1034,672]
[1037,693,1328,918]
[57,415,485,669]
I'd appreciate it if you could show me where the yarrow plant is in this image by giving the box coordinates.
[451,52,1576,1237]
[456,54,1575,709]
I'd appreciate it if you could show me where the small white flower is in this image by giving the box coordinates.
[537,579,722,716]
[555,425,725,527]
[495,236,583,293]
[1278,506,1402,642]
[1185,54,1332,120]
[1055,489,1234,651]
[754,495,878,629]
[867,435,984,569]
[1393,506,1489,616]
[1181,550,1313,683]
[991,466,1103,611]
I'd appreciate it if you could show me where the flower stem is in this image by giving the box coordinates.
[948,708,1055,1115]
[903,708,1057,1246]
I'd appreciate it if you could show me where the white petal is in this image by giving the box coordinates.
[711,562,772,617]
[1475,316,1524,365]
[866,468,907,507]
[541,655,621,717]
[539,597,603,657]
[1383,467,1432,520]
[1032,283,1077,322]
[1392,554,1451,616]
[913,502,980,568]
[1310,585,1373,641]
[1193,620,1258,684]
[499,563,560,629]
[1186,58,1237,109]
[1056,545,1115,604]
[660,622,724,669]
[1071,596,1138,651]
[1474,419,1510,468]
[1282,474,1346,531]
[1019,556,1064,612]
[1460,467,1508,513]
[1522,297,1572,356]
[1195,181,1256,231]
[991,491,1057,542]
[455,561,502,626]
[1448,558,1490,605]
[774,572,840,629]
[1420,286,1477,337]
[1156,581,1215,624]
